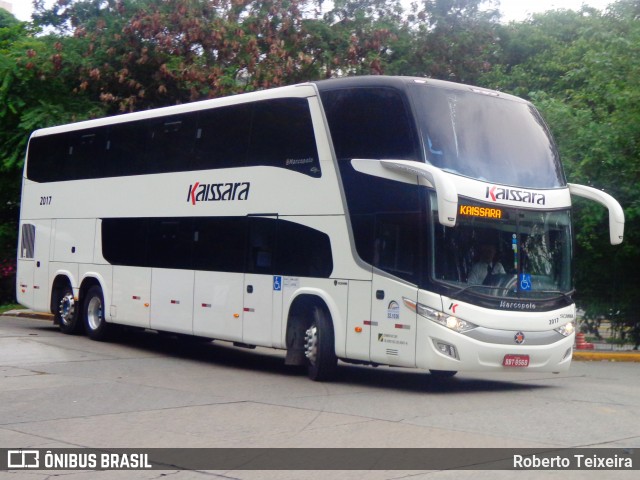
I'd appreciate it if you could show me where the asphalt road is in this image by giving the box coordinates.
[1,315,638,479]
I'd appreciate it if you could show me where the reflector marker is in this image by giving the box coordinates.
[363,320,378,326]
[395,324,411,330]
[132,295,141,300]
[201,303,211,308]
[244,308,255,312]
[170,300,180,305]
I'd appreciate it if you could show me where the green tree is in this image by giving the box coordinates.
[483,1,640,346]
[400,0,501,83]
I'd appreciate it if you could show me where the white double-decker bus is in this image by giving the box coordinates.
[16,76,624,380]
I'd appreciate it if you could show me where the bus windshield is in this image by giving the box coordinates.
[409,83,565,189]
[431,197,573,301]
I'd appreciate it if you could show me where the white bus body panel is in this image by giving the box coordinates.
[16,220,54,312]
[150,268,195,335]
[370,275,417,367]
[243,273,279,347]
[345,280,373,362]
[110,266,151,328]
[193,271,244,341]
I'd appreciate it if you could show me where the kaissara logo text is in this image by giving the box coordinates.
[486,186,546,205]
[187,182,250,205]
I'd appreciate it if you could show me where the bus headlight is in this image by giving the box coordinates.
[403,298,477,333]
[554,322,575,337]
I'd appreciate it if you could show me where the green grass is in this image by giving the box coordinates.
[0,303,23,315]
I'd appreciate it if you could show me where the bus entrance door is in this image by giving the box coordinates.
[242,216,279,347]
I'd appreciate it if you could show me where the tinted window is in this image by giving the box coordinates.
[374,213,422,284]
[27,98,320,182]
[20,224,36,259]
[249,98,321,177]
[101,216,333,278]
[102,218,149,266]
[106,121,149,177]
[193,217,247,272]
[246,217,277,274]
[338,160,425,284]
[277,220,333,277]
[193,104,252,170]
[147,115,198,174]
[148,218,194,269]
[321,87,420,161]
[27,134,69,183]
[68,129,110,179]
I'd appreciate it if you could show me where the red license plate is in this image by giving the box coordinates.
[503,354,530,367]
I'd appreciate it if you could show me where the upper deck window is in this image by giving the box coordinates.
[320,87,420,161]
[409,84,565,189]
[26,98,320,182]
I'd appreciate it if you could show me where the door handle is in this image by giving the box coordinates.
[247,285,253,294]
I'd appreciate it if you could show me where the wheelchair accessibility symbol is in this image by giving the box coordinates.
[273,276,282,291]
[520,273,532,291]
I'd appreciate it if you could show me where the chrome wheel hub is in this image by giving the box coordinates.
[87,296,103,331]
[59,293,75,326]
[304,324,318,365]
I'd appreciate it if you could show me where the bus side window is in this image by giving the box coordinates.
[276,220,333,278]
[373,213,421,284]
[193,104,252,170]
[68,129,109,180]
[147,115,198,174]
[106,121,149,177]
[249,99,320,177]
[246,217,276,275]
[20,224,36,258]
[193,217,246,272]
[147,218,194,270]
[320,87,419,161]
[27,134,69,183]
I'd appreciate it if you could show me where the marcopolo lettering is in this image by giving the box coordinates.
[187,181,250,205]
[486,185,546,205]
[500,300,536,310]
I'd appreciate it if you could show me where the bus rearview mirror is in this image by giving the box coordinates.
[568,183,625,245]
[351,159,458,227]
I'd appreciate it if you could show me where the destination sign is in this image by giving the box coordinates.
[459,205,503,219]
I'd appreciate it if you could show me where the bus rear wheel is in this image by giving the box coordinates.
[56,287,82,335]
[83,285,111,341]
[304,306,338,381]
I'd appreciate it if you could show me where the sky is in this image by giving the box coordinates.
[9,0,615,23]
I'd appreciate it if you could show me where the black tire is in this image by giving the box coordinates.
[305,306,338,381]
[56,287,83,335]
[83,285,111,341]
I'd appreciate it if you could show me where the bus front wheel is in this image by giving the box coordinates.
[304,306,338,381]
[83,285,111,341]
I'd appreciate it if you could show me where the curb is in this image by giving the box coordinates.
[1,309,54,321]
[572,350,640,362]
[3,310,640,362]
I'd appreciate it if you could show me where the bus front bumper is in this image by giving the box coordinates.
[416,319,575,373]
